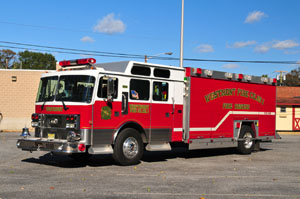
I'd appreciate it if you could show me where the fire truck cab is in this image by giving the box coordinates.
[17,58,278,165]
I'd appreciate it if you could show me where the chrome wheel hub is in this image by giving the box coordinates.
[123,137,138,159]
[243,132,253,149]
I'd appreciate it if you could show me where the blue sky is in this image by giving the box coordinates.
[0,0,300,77]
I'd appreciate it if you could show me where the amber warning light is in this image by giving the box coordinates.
[59,58,96,67]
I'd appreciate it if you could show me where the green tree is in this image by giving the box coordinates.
[18,50,56,70]
[0,49,16,69]
[285,67,300,86]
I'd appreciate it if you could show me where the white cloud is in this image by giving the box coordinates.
[255,44,270,53]
[229,40,256,48]
[80,36,95,43]
[196,44,214,53]
[272,40,299,49]
[93,13,126,34]
[245,11,267,24]
[254,40,299,54]
[222,63,239,69]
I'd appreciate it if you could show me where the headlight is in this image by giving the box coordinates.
[66,123,76,129]
[31,122,39,127]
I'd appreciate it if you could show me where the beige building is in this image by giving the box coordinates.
[0,69,52,131]
[276,86,300,132]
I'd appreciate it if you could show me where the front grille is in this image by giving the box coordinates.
[36,114,80,140]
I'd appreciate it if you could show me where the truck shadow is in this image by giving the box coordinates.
[22,147,271,168]
[142,147,270,163]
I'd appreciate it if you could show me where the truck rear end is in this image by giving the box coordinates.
[183,68,277,153]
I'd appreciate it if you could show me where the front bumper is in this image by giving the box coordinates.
[16,137,84,154]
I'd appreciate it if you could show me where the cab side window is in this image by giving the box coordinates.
[97,77,118,99]
[153,82,168,101]
[130,79,150,100]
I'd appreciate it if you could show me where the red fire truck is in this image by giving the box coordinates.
[17,58,279,165]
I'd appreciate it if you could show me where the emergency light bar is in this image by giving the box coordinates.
[245,75,252,81]
[235,74,244,80]
[204,69,213,77]
[225,72,233,79]
[261,77,268,83]
[59,58,96,67]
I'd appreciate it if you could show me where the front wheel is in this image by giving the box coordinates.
[237,125,255,154]
[112,128,143,166]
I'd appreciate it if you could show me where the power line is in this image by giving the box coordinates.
[0,41,142,57]
[0,45,142,59]
[0,20,90,34]
[0,40,300,65]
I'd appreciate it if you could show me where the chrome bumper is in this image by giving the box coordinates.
[16,138,84,154]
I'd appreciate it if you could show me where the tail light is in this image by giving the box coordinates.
[66,115,78,129]
[32,113,39,121]
[31,113,39,127]
[78,144,86,152]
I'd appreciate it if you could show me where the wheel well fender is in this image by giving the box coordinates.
[235,121,258,139]
[113,122,148,144]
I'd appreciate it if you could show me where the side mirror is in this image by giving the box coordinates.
[107,78,114,102]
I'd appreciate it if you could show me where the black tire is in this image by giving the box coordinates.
[237,125,255,155]
[112,128,143,166]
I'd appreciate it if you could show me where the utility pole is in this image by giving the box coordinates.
[179,0,184,68]
[5,58,8,69]
[275,70,287,86]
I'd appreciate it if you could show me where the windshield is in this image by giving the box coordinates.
[36,76,58,102]
[56,75,95,103]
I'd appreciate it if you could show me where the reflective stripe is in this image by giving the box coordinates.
[173,128,183,132]
[190,111,275,132]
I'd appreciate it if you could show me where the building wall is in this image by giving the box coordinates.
[276,105,300,131]
[0,69,51,131]
[276,106,293,131]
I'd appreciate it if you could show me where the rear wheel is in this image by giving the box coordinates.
[113,128,143,166]
[237,125,255,154]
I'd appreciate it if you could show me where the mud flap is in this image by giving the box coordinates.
[253,141,260,151]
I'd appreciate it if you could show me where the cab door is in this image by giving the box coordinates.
[92,75,121,147]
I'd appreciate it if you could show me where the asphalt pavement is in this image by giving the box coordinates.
[0,132,299,199]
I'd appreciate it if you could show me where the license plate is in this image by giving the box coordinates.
[48,133,55,139]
